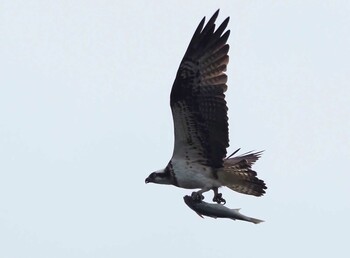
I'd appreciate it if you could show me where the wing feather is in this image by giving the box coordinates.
[170,10,230,168]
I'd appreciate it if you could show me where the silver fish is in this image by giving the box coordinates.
[183,195,264,224]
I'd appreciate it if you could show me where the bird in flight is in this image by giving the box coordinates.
[145,10,267,204]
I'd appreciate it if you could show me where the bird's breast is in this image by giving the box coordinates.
[171,159,221,189]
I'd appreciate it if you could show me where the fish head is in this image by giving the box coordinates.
[183,195,204,218]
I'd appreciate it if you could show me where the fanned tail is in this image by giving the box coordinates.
[219,150,267,196]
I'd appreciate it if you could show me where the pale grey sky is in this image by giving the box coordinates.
[1,1,349,257]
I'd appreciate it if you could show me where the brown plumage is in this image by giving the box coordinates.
[171,10,230,168]
[219,151,267,196]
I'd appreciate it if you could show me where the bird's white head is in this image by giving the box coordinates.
[145,168,173,185]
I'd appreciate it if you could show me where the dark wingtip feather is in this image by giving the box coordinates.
[201,11,220,37]
[198,16,206,32]
[185,17,206,53]
[214,17,230,36]
[184,11,229,59]
[213,9,220,17]
[221,30,231,43]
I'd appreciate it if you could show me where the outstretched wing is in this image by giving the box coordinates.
[170,10,230,168]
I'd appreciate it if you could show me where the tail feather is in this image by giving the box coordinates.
[224,150,263,167]
[219,150,267,197]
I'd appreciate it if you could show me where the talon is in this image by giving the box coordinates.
[191,191,204,202]
[213,193,226,205]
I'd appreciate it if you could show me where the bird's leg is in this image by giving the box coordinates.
[212,187,226,205]
[191,188,209,202]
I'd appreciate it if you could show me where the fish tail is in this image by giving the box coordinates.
[230,208,265,224]
[248,217,264,224]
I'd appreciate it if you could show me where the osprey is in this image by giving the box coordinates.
[145,10,267,204]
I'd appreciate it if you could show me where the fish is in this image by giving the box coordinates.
[183,195,264,224]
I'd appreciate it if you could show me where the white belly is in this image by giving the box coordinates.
[171,159,222,189]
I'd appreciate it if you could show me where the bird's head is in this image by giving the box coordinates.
[145,169,172,185]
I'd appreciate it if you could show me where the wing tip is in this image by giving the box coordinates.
[213,9,220,19]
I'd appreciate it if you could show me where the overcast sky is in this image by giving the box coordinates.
[1,1,350,257]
